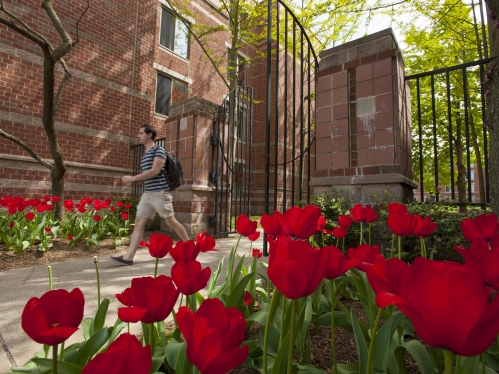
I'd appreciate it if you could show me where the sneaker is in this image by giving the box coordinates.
[110,255,133,266]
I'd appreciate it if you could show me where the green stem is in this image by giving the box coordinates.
[360,222,364,245]
[48,266,53,290]
[59,342,64,361]
[444,350,454,374]
[154,258,159,278]
[149,323,155,355]
[453,355,461,374]
[94,257,101,305]
[193,367,200,374]
[342,237,345,254]
[366,307,383,374]
[368,223,372,246]
[236,234,242,252]
[52,345,58,374]
[329,280,337,374]
[367,280,373,331]
[482,352,486,374]
[263,289,281,374]
[280,298,287,348]
[420,237,425,258]
[398,236,402,260]
[391,234,395,258]
[287,299,297,374]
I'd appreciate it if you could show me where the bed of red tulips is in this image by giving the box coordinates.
[0,195,132,254]
[10,202,499,374]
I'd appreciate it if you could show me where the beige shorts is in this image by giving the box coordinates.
[136,191,174,220]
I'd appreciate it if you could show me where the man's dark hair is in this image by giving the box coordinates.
[141,124,157,140]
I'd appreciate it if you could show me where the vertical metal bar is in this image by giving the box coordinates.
[417,78,424,202]
[274,3,279,212]
[307,45,311,204]
[446,71,455,201]
[214,110,221,236]
[220,103,227,234]
[463,68,472,202]
[291,19,296,209]
[299,32,304,203]
[431,75,439,201]
[264,0,272,256]
[243,88,248,217]
[480,63,490,203]
[248,87,253,215]
[283,11,288,211]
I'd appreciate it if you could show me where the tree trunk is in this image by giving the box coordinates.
[42,51,66,221]
[485,1,499,213]
[469,112,486,203]
[455,118,468,213]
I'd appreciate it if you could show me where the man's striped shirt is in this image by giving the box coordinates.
[142,145,170,192]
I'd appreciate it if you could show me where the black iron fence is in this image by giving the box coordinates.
[131,138,166,199]
[406,57,496,206]
[262,0,318,254]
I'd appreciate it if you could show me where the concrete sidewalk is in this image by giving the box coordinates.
[0,234,265,372]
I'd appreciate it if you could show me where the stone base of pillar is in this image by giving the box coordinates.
[311,173,417,205]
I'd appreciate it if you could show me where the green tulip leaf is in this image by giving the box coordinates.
[271,329,290,374]
[151,345,166,373]
[165,339,183,369]
[335,363,361,373]
[175,340,193,374]
[295,297,313,358]
[394,340,435,374]
[231,254,247,292]
[71,327,111,367]
[250,355,275,373]
[107,319,126,348]
[247,310,268,325]
[209,281,229,299]
[225,273,253,308]
[62,342,83,362]
[242,339,263,358]
[486,351,499,371]
[207,257,224,297]
[81,317,93,340]
[351,310,368,374]
[259,325,280,357]
[92,298,110,333]
[373,312,407,370]
[31,358,82,374]
[296,363,328,374]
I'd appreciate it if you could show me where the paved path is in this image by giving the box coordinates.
[0,233,265,372]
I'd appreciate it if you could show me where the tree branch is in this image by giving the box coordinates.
[41,0,73,45]
[53,58,71,120]
[0,128,53,171]
[0,13,48,47]
[75,1,90,44]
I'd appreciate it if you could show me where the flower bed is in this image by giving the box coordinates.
[10,202,499,374]
[0,196,132,254]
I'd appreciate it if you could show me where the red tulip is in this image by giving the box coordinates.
[43,195,51,202]
[323,246,361,280]
[332,227,348,239]
[63,199,74,211]
[260,211,284,237]
[279,205,322,239]
[52,196,60,203]
[196,231,217,252]
[376,258,499,356]
[364,255,409,294]
[387,213,418,237]
[44,227,52,233]
[121,212,129,220]
[67,235,74,240]
[350,204,378,223]
[116,201,125,208]
[21,288,84,346]
[170,240,200,263]
[317,216,326,231]
[77,206,86,213]
[461,214,499,245]
[455,240,499,290]
[248,230,260,241]
[116,276,179,323]
[81,333,152,374]
[93,215,102,222]
[8,206,16,214]
[244,291,252,306]
[143,233,173,259]
[44,204,53,211]
[9,222,14,228]
[252,249,262,258]
[413,215,438,238]
[171,260,211,295]
[110,206,116,211]
[347,244,381,272]
[268,238,328,299]
[338,215,352,229]
[125,203,132,209]
[25,212,35,221]
[236,214,257,237]
[387,202,408,215]
[176,298,249,374]
[36,205,45,213]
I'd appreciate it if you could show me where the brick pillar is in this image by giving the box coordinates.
[311,28,416,204]
[156,97,218,237]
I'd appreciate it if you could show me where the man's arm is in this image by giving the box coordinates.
[122,157,165,183]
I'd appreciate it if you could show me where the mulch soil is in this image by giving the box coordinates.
[1,234,420,373]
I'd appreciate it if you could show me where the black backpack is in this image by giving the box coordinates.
[152,146,184,190]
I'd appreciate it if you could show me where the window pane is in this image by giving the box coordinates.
[172,80,186,104]
[155,74,172,116]
[174,21,189,59]
[160,8,175,50]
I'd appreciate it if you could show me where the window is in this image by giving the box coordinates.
[227,50,246,87]
[470,171,475,181]
[225,100,247,140]
[445,186,451,193]
[155,73,186,116]
[160,8,189,59]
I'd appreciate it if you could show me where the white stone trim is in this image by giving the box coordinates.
[153,62,193,84]
[158,44,190,63]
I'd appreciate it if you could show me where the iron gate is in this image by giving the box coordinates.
[212,86,254,236]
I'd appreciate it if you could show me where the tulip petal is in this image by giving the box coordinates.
[202,346,249,374]
[118,307,147,323]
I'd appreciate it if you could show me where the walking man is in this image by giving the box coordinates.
[111,124,189,265]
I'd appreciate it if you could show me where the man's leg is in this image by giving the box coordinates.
[121,216,149,261]
[164,216,190,242]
